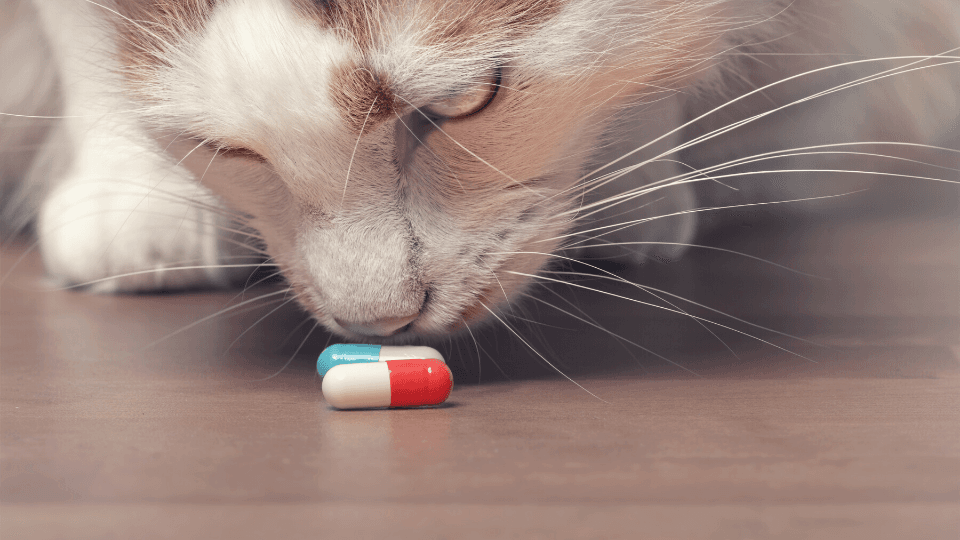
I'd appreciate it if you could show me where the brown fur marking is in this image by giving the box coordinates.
[428,0,565,44]
[329,63,399,132]
[294,0,565,51]
[292,0,380,51]
[113,0,218,94]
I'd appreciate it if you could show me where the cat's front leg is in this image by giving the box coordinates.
[37,127,252,293]
[29,0,253,292]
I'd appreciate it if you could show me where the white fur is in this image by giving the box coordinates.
[18,0,249,291]
[151,0,352,144]
[2,0,958,340]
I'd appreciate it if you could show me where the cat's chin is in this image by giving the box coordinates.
[321,312,481,344]
[282,243,539,344]
[319,315,459,344]
[319,298,508,345]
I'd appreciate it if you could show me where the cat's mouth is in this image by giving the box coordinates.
[332,313,420,338]
[327,289,433,341]
[322,306,428,344]
[325,316,431,344]
[292,278,429,343]
[284,221,550,343]
[299,275,511,344]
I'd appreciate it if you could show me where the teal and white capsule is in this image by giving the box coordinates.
[317,344,445,377]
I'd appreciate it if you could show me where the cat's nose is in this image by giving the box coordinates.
[333,312,420,337]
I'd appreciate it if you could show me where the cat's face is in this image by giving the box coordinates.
[114,0,756,341]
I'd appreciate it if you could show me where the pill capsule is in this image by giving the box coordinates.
[317,344,445,376]
[322,359,453,409]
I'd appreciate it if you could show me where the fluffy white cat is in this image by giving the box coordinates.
[1,0,957,341]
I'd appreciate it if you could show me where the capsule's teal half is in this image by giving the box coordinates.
[317,344,382,376]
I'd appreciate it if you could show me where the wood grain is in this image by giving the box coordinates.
[2,212,958,539]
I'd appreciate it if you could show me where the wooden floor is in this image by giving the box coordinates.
[2,208,958,539]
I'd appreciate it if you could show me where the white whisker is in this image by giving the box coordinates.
[341,94,379,210]
[393,94,542,196]
[141,288,292,350]
[478,301,609,402]
[253,321,322,382]
[461,318,483,384]
[555,242,826,278]
[508,270,816,363]
[546,269,824,347]
[547,53,960,207]
[552,190,868,245]
[522,289,701,377]
[222,295,299,357]
[500,249,825,346]
[570,142,960,218]
[276,316,315,351]
[44,263,276,291]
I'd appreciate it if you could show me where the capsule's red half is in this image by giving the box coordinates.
[321,358,453,409]
[386,359,453,407]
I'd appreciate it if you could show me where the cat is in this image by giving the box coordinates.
[1,0,958,344]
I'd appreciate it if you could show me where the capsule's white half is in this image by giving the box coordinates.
[322,362,392,409]
[379,346,444,363]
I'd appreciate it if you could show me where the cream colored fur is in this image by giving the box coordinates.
[1,0,957,341]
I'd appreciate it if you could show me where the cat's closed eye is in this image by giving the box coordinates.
[200,139,268,163]
[421,68,501,119]
[6,0,957,347]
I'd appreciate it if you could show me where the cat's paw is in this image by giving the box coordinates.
[38,176,253,293]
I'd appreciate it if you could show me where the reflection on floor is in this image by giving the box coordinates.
[2,209,958,539]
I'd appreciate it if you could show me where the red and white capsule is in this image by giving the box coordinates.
[321,359,453,409]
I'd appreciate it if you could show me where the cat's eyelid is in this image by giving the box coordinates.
[422,68,502,120]
[197,138,267,163]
